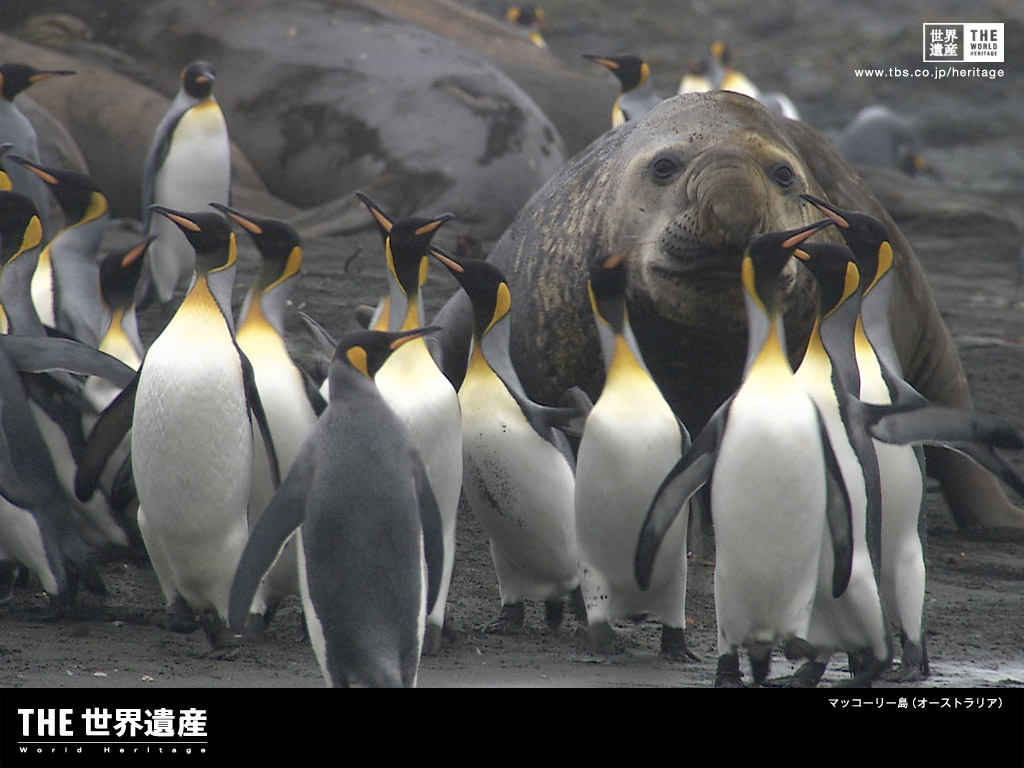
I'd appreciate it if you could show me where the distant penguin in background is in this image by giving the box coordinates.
[431,248,581,634]
[837,106,926,175]
[0,63,76,240]
[583,54,661,127]
[214,203,320,630]
[140,61,230,305]
[4,156,108,347]
[574,253,698,661]
[228,328,446,688]
[356,193,462,655]
[678,60,713,94]
[506,5,548,49]
[637,222,854,687]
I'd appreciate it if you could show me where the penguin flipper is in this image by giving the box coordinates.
[236,343,281,489]
[0,335,136,389]
[228,454,313,634]
[864,402,1024,451]
[864,401,1024,501]
[296,310,337,356]
[74,371,139,502]
[414,459,445,616]
[818,409,854,599]
[301,367,328,416]
[635,403,728,590]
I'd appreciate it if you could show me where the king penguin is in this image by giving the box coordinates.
[836,106,926,176]
[4,156,108,347]
[582,54,661,127]
[228,328,445,688]
[0,63,76,240]
[573,253,698,661]
[214,203,320,631]
[356,193,462,655]
[0,192,108,608]
[140,61,231,306]
[636,222,855,687]
[506,5,548,49]
[431,248,581,633]
[786,241,893,687]
[77,206,278,655]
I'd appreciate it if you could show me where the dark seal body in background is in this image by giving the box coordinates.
[433,91,1024,529]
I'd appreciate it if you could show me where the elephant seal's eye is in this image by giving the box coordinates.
[771,163,796,188]
[651,152,682,183]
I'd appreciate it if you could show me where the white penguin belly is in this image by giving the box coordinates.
[132,317,252,616]
[459,377,577,601]
[150,104,230,301]
[375,340,461,627]
[575,380,687,622]
[711,387,826,650]
[796,372,887,657]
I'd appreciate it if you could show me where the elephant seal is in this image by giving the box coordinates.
[433,91,1024,530]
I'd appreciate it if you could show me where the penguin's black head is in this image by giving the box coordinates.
[710,41,732,67]
[6,155,106,224]
[333,327,441,382]
[507,5,544,28]
[793,242,860,316]
[0,190,43,264]
[583,54,649,92]
[743,220,834,313]
[588,253,629,333]
[0,63,76,101]
[800,194,892,289]
[181,61,216,99]
[211,203,302,291]
[99,237,152,310]
[149,206,235,273]
[432,248,511,337]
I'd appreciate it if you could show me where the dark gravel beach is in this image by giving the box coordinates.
[0,0,1022,704]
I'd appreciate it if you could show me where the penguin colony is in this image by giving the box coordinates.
[0,37,1022,689]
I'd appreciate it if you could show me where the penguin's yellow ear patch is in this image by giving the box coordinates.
[346,346,370,377]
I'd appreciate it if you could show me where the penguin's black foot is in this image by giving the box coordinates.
[748,642,772,686]
[568,586,588,623]
[782,636,814,661]
[575,621,618,656]
[200,616,241,660]
[659,625,700,663]
[0,563,22,605]
[162,596,199,634]
[763,660,827,688]
[841,649,891,688]
[886,640,928,682]
[479,602,525,635]
[544,599,565,631]
[422,622,444,656]
[243,612,268,640]
[714,653,744,688]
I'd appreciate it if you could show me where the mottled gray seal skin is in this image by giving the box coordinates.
[433,91,1024,529]
[5,0,568,242]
